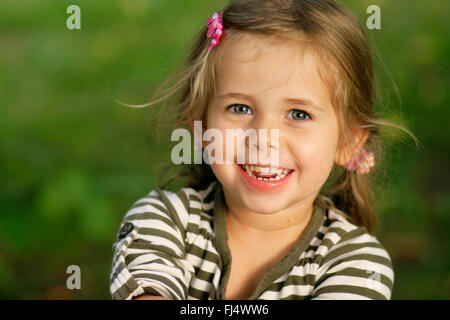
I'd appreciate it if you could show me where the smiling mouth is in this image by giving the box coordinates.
[239,164,294,181]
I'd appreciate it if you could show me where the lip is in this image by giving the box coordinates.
[236,163,294,192]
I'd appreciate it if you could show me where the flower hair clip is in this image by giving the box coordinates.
[206,11,224,51]
[344,147,375,174]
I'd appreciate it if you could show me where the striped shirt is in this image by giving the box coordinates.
[110,181,394,300]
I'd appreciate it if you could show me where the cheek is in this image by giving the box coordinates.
[210,163,237,190]
[290,129,338,172]
[210,163,223,179]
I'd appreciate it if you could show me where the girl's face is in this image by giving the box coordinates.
[205,35,342,216]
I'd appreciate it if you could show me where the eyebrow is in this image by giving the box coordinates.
[217,92,325,112]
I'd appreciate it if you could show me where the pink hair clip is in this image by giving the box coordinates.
[344,147,375,174]
[206,11,224,51]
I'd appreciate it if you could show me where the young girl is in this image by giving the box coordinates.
[110,0,410,300]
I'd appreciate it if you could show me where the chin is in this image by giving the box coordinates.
[233,186,293,215]
[246,203,286,215]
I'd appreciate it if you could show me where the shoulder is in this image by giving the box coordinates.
[321,208,392,265]
[119,181,219,239]
[311,207,394,299]
[111,183,220,300]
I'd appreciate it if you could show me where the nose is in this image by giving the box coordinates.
[248,112,282,148]
[244,113,282,165]
[246,129,279,152]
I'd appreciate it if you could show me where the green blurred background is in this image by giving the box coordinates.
[0,0,448,299]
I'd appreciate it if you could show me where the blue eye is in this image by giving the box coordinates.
[287,109,311,121]
[227,104,253,115]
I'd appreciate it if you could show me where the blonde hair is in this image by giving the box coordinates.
[130,0,419,235]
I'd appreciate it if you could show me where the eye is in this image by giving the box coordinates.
[287,109,311,121]
[227,104,253,115]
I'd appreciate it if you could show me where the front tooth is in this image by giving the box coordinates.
[253,166,259,172]
[260,167,270,174]
[269,167,280,174]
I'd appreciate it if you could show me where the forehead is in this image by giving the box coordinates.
[216,34,332,105]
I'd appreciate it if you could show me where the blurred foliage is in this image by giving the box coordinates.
[0,0,448,299]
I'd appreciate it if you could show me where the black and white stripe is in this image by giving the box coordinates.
[110,181,394,300]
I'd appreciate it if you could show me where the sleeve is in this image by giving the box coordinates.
[109,188,195,300]
[311,227,394,300]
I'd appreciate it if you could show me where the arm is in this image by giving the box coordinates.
[110,189,194,300]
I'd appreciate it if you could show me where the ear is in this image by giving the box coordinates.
[335,129,370,166]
